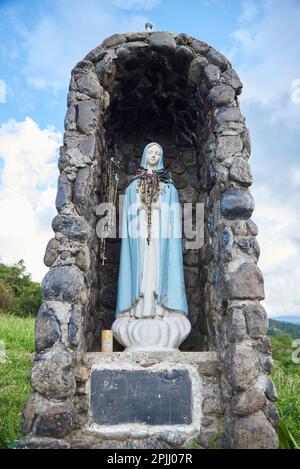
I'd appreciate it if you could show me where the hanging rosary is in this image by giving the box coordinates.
[99,145,120,265]
[136,168,171,245]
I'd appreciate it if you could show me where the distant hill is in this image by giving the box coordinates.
[271,316,300,325]
[268,318,300,339]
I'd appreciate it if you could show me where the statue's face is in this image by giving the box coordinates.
[146,144,161,167]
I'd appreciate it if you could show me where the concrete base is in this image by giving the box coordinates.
[79,351,223,447]
[20,352,224,449]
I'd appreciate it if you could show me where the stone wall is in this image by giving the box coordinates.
[21,31,279,449]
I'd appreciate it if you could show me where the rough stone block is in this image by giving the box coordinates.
[231,411,278,449]
[77,100,98,135]
[42,266,84,303]
[149,32,177,54]
[35,303,61,352]
[224,342,259,391]
[221,187,254,220]
[31,346,75,400]
[224,263,265,300]
[44,238,60,267]
[52,214,89,241]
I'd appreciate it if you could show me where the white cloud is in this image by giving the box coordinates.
[227,0,300,109]
[0,79,6,103]
[0,117,62,281]
[291,79,300,104]
[252,183,300,316]
[290,167,300,186]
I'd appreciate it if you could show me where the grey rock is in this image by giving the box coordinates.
[172,173,186,189]
[221,68,243,94]
[184,269,199,289]
[172,159,186,174]
[31,346,75,400]
[188,56,209,84]
[79,134,95,159]
[266,378,277,402]
[224,263,265,300]
[157,432,187,448]
[35,303,61,352]
[19,437,70,449]
[203,64,221,87]
[175,32,190,45]
[261,336,272,354]
[207,49,229,70]
[35,404,75,437]
[237,238,260,259]
[243,303,268,338]
[21,393,39,435]
[232,388,266,416]
[224,342,259,391]
[64,105,76,131]
[231,411,278,449]
[42,266,84,302]
[125,32,149,42]
[68,304,82,348]
[231,220,248,236]
[149,31,177,54]
[77,100,98,135]
[221,187,254,220]
[44,238,60,267]
[100,284,116,310]
[181,149,196,165]
[247,219,259,236]
[76,245,91,271]
[242,127,252,154]
[95,57,117,88]
[190,39,210,54]
[229,158,253,187]
[76,73,103,98]
[85,46,106,63]
[174,45,194,71]
[102,33,127,48]
[264,401,280,429]
[209,84,235,106]
[216,135,243,161]
[183,250,199,267]
[215,107,244,124]
[74,166,94,216]
[260,355,273,374]
[226,307,247,342]
[55,173,73,211]
[52,214,89,241]
[178,186,199,204]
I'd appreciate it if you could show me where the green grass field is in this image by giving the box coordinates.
[0,313,35,444]
[0,313,299,447]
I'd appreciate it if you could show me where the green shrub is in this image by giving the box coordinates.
[0,259,42,317]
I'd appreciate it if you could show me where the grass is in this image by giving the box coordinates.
[271,363,300,446]
[0,313,35,444]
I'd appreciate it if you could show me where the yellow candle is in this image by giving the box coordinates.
[101,330,113,352]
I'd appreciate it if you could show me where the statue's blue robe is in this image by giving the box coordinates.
[115,177,188,316]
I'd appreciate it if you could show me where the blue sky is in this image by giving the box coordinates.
[0,0,300,317]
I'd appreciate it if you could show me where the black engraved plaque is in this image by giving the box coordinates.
[90,368,192,426]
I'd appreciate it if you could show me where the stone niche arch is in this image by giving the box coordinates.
[21,32,279,449]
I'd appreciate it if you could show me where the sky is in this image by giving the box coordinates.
[0,0,300,317]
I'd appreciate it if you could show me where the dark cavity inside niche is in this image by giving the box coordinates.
[94,48,207,352]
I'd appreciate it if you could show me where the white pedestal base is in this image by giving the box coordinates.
[112,312,191,352]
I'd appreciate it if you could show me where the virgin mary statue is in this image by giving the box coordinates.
[112,142,191,351]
